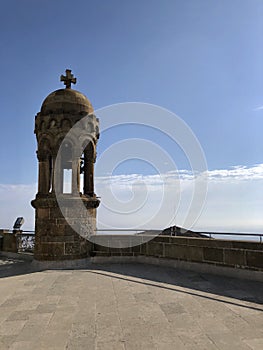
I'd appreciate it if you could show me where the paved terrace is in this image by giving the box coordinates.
[0,254,262,350]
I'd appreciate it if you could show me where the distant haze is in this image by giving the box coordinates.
[1,164,262,235]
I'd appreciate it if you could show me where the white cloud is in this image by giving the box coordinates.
[206,164,263,181]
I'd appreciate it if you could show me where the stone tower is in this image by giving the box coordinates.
[31,70,100,261]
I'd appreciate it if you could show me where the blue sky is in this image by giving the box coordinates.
[0,0,263,232]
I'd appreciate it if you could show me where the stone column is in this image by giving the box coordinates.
[38,159,50,194]
[54,154,63,194]
[72,158,80,195]
[84,161,94,196]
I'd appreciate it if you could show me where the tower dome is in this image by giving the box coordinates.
[41,88,94,115]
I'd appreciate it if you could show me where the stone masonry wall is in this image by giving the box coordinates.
[0,230,17,253]
[33,198,96,261]
[91,235,263,271]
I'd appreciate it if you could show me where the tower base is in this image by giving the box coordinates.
[31,194,99,261]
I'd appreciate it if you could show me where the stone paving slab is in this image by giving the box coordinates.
[0,257,262,349]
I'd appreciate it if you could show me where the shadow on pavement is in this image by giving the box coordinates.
[87,263,263,311]
[0,254,37,278]
[0,253,262,312]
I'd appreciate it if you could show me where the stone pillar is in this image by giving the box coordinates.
[72,158,80,195]
[38,160,50,194]
[83,145,94,196]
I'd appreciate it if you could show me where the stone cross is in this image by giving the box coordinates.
[60,69,77,89]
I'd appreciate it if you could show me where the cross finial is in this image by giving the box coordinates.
[60,69,77,89]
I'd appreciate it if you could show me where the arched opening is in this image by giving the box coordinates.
[61,141,73,194]
[48,153,53,193]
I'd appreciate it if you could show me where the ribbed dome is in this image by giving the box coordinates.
[41,89,94,115]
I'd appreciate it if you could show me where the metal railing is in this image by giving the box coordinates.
[198,231,263,243]
[11,229,263,254]
[95,229,263,243]
[16,231,35,253]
